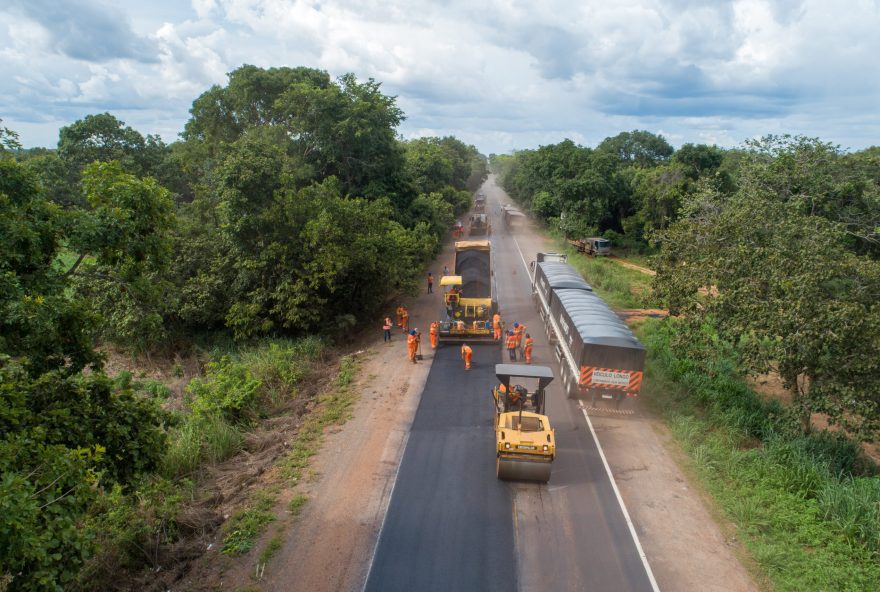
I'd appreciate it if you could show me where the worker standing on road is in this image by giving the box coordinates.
[514,322,526,357]
[427,272,434,294]
[461,343,473,370]
[396,305,404,327]
[442,264,449,277]
[506,330,517,361]
[401,306,409,333]
[383,317,393,342]
[407,330,419,363]
[492,312,502,341]
[524,333,534,364]
[429,321,439,348]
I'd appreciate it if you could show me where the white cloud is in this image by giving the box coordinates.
[2,0,879,152]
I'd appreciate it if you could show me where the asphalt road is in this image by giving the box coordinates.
[364,176,656,592]
[363,344,517,592]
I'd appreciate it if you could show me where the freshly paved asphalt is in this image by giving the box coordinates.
[364,176,656,592]
[363,344,517,592]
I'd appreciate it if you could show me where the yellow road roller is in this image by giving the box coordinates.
[491,364,556,483]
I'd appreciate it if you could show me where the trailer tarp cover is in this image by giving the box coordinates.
[553,289,645,372]
[536,262,592,291]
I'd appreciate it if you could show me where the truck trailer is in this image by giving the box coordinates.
[531,254,645,407]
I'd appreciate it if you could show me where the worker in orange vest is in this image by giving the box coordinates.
[396,305,404,327]
[407,330,419,363]
[505,330,517,361]
[523,333,534,364]
[514,322,526,358]
[492,312,502,341]
[461,343,473,370]
[401,306,409,333]
[429,322,439,348]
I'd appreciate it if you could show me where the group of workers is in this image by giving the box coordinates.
[504,322,533,363]
[390,304,534,369]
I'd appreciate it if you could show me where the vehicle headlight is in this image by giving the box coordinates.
[504,442,511,449]
[543,445,549,452]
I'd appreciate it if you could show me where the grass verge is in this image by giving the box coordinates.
[556,240,657,309]
[640,318,880,592]
[223,354,360,559]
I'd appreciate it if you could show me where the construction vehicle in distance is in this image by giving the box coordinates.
[468,213,490,236]
[531,253,645,408]
[492,364,556,482]
[501,205,526,230]
[438,240,497,343]
[475,192,486,213]
[568,236,611,256]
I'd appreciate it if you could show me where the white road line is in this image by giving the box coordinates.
[510,232,661,592]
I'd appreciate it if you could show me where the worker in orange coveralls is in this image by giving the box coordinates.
[460,343,473,370]
[506,330,517,361]
[407,330,419,363]
[514,322,526,357]
[523,333,534,364]
[396,305,404,327]
[400,306,409,333]
[429,322,439,349]
[492,312,502,341]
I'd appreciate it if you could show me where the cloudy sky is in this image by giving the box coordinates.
[2,0,879,154]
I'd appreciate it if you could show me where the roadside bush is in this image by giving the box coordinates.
[162,414,243,480]
[642,316,880,587]
[188,356,262,424]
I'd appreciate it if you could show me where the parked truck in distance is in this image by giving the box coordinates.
[531,254,645,408]
[568,237,611,256]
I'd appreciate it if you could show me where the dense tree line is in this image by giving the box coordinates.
[494,133,880,440]
[1,65,486,590]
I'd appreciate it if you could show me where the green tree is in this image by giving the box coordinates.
[597,130,674,168]
[655,185,880,439]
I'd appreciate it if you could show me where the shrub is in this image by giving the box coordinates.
[188,356,262,424]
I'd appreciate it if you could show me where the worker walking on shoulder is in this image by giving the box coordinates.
[383,317,393,342]
[429,322,439,349]
[461,343,473,370]
[401,306,409,333]
[408,330,419,363]
[396,305,404,327]
[506,330,517,361]
[492,312,502,341]
[427,272,434,294]
[524,334,534,364]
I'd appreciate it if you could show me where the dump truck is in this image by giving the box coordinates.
[475,192,486,213]
[502,205,526,230]
[567,236,611,256]
[492,364,556,482]
[438,240,497,342]
[468,213,490,236]
[531,254,645,408]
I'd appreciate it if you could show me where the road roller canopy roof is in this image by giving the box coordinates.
[454,240,491,251]
[440,275,463,286]
[495,364,555,390]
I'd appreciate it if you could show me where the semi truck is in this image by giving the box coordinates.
[531,254,645,408]
[502,205,526,230]
[567,236,611,256]
[438,240,497,342]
